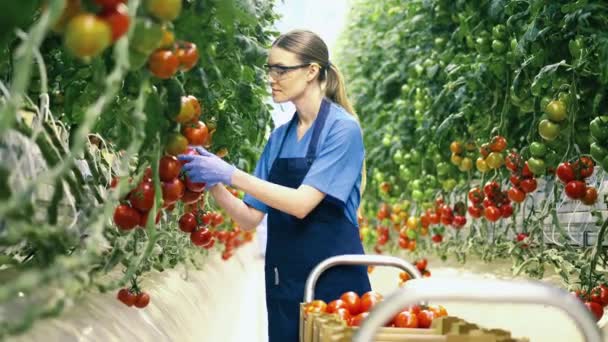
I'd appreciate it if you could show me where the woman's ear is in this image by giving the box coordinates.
[306,63,321,82]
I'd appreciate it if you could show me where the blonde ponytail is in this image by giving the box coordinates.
[325,63,367,197]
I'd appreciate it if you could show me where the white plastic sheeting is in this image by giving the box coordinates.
[9,243,268,342]
[7,245,608,342]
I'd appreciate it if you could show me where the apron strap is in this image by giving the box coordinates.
[305,98,330,163]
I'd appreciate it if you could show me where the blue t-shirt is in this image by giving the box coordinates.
[243,101,364,227]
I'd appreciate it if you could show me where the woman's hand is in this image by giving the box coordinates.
[178,147,236,185]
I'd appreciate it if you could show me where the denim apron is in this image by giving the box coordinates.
[264,99,371,341]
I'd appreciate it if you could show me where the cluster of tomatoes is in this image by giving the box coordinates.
[556,157,598,205]
[475,135,508,172]
[468,181,514,222]
[399,258,431,286]
[147,31,199,79]
[303,291,448,329]
[179,194,254,261]
[448,141,474,172]
[504,152,539,204]
[423,198,468,231]
[116,288,150,309]
[572,284,608,322]
[53,0,130,59]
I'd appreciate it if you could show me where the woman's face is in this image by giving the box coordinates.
[266,47,317,103]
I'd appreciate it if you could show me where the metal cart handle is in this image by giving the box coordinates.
[353,278,603,342]
[303,254,422,303]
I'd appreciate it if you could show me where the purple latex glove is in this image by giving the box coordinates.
[178,147,236,186]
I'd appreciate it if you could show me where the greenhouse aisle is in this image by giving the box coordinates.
[9,240,607,342]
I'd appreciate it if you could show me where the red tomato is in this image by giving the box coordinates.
[202,212,214,226]
[417,309,436,328]
[428,212,440,224]
[431,234,443,243]
[181,189,203,204]
[114,204,141,230]
[99,3,130,42]
[159,155,181,181]
[508,187,526,203]
[415,259,428,272]
[134,292,150,308]
[510,175,521,187]
[178,212,197,233]
[452,215,467,228]
[211,212,224,227]
[176,41,200,71]
[565,181,586,199]
[468,187,483,203]
[500,204,514,218]
[117,288,137,306]
[585,301,604,321]
[128,181,155,211]
[489,135,507,152]
[148,49,180,79]
[349,312,369,327]
[180,147,199,165]
[581,187,598,205]
[483,181,500,197]
[340,291,362,315]
[484,206,501,222]
[521,162,533,178]
[519,178,537,193]
[468,205,482,218]
[574,156,595,179]
[182,121,209,146]
[191,227,213,246]
[393,310,418,328]
[326,299,349,314]
[360,291,383,312]
[203,237,215,249]
[334,308,352,322]
[482,197,494,209]
[162,178,185,204]
[185,176,206,192]
[505,152,520,172]
[556,162,575,183]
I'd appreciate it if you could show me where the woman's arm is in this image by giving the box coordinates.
[208,184,265,231]
[231,170,325,219]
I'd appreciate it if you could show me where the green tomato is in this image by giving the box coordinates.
[527,157,546,175]
[406,229,417,240]
[491,40,506,53]
[544,100,568,122]
[424,188,435,200]
[411,179,422,191]
[393,150,404,163]
[590,142,608,164]
[412,190,424,202]
[410,150,421,163]
[382,134,391,146]
[492,25,506,39]
[442,179,457,191]
[538,119,560,141]
[131,18,163,54]
[590,116,608,143]
[436,162,450,176]
[529,142,547,157]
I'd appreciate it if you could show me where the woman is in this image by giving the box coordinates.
[179,29,370,341]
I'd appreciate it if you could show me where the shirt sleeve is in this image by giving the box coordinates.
[302,119,364,206]
[243,136,273,213]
